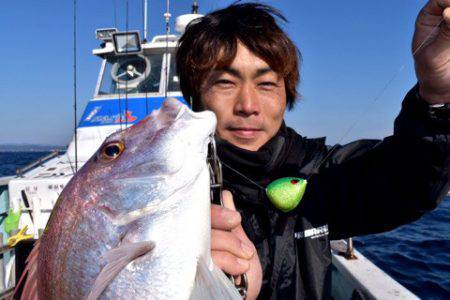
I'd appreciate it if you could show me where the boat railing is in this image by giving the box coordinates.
[344,238,357,260]
[0,177,14,187]
[16,150,60,177]
[330,239,419,299]
[0,244,15,299]
[0,177,16,298]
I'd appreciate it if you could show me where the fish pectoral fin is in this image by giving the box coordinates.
[190,259,241,300]
[86,241,155,300]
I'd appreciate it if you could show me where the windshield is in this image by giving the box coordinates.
[97,51,180,96]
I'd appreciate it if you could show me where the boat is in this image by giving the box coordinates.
[0,1,419,299]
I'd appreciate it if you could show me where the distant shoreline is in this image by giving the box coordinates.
[0,144,67,153]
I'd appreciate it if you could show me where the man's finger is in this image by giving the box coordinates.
[211,204,241,230]
[444,7,450,27]
[413,1,450,53]
[212,250,250,276]
[222,190,236,210]
[414,6,450,68]
[421,0,450,17]
[438,6,450,41]
[211,229,254,259]
[220,190,252,239]
[426,6,450,55]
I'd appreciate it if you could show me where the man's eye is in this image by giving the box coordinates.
[213,79,236,89]
[259,81,277,88]
[215,79,234,86]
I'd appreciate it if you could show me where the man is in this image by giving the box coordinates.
[177,2,450,299]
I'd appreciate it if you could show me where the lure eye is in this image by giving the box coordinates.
[99,142,125,161]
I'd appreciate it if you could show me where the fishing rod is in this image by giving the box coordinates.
[73,0,78,173]
[164,0,171,100]
[143,0,149,114]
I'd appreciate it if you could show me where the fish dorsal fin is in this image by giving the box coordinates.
[14,239,40,300]
[86,241,155,300]
[190,259,241,300]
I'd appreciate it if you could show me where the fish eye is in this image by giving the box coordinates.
[99,141,125,161]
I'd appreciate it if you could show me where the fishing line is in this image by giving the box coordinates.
[66,152,76,176]
[73,0,78,173]
[221,161,265,190]
[304,19,444,182]
[118,85,123,130]
[113,0,123,130]
[145,60,149,115]
[125,0,129,128]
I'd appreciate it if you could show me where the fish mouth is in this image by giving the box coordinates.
[174,100,217,133]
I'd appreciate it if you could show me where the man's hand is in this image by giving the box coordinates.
[413,0,450,104]
[211,190,262,299]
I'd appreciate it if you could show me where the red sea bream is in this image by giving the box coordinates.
[20,98,241,299]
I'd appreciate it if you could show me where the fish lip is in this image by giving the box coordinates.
[176,101,217,123]
[165,100,216,138]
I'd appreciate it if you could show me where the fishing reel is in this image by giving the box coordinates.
[111,54,151,90]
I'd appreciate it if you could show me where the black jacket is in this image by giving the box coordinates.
[216,85,450,299]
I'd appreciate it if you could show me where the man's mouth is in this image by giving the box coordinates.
[228,127,263,138]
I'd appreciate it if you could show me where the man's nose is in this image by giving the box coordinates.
[234,84,260,116]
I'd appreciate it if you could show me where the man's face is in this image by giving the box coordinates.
[200,43,287,151]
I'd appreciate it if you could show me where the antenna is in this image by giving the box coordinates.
[143,0,148,41]
[192,0,199,14]
[113,0,118,29]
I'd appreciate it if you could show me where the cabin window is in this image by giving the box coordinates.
[97,52,163,96]
[168,53,180,92]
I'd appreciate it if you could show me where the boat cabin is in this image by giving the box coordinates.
[7,14,201,238]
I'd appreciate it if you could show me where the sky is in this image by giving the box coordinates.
[0,0,428,146]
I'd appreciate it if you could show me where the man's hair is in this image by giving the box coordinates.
[176,2,301,111]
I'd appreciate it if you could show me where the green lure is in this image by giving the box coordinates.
[4,208,22,234]
[266,177,307,212]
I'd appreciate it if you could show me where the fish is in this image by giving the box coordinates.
[19,98,241,299]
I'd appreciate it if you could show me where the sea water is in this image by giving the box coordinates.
[0,152,448,299]
[354,198,450,299]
